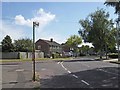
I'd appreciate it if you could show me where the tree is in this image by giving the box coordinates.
[104,0,120,45]
[79,45,95,56]
[66,35,82,56]
[104,0,120,14]
[104,0,120,60]
[78,9,116,59]
[1,35,14,52]
[79,45,90,55]
[14,38,32,52]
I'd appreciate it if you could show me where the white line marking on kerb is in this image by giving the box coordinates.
[81,80,90,85]
[72,75,78,78]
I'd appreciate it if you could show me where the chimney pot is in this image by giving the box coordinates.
[50,38,53,42]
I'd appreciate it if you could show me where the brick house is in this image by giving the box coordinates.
[61,43,73,57]
[35,38,62,57]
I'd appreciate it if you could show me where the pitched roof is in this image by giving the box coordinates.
[37,39,61,47]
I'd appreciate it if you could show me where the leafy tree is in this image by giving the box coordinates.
[14,38,32,52]
[105,0,120,42]
[104,0,120,44]
[66,35,82,56]
[79,45,90,55]
[79,45,95,56]
[78,9,116,59]
[1,35,14,52]
[104,0,120,14]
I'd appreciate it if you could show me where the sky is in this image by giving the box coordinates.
[1,2,117,47]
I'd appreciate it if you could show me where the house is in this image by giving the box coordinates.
[61,43,73,57]
[35,38,62,57]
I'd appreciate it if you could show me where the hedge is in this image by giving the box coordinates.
[108,53,118,58]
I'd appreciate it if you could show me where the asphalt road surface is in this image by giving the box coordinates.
[36,58,119,88]
[1,57,119,89]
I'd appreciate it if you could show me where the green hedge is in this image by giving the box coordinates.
[108,53,118,58]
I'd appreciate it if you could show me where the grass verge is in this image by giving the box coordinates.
[0,57,73,63]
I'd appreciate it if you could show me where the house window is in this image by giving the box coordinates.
[38,45,41,50]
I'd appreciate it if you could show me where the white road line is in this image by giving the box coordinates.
[57,62,60,64]
[59,62,79,79]
[60,62,67,70]
[61,62,63,64]
[72,75,78,78]
[81,80,90,85]
[68,70,71,73]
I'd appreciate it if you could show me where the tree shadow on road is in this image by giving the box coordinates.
[39,67,119,89]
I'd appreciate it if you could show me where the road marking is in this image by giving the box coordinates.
[61,62,63,64]
[57,62,60,64]
[68,70,71,73]
[59,62,79,79]
[60,62,67,70]
[72,75,78,78]
[81,80,90,85]
[16,69,24,72]
[97,69,119,76]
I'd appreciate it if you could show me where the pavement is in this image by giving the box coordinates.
[1,57,119,89]
[1,62,40,89]
[103,58,119,64]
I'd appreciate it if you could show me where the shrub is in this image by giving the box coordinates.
[108,53,118,58]
[54,53,61,58]
[79,53,86,56]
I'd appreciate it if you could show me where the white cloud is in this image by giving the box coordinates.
[14,8,63,44]
[78,40,94,47]
[1,8,56,43]
[0,20,25,42]
[15,8,56,29]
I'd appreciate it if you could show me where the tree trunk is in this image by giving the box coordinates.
[105,44,108,60]
[100,51,102,60]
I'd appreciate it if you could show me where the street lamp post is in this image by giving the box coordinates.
[116,19,120,61]
[32,21,39,81]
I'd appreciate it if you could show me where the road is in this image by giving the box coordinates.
[1,57,119,89]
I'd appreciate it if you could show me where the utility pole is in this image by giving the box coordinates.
[32,21,39,81]
[116,18,120,61]
[118,12,120,61]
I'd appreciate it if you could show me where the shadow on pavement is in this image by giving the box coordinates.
[39,67,119,89]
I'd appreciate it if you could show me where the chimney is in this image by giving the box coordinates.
[50,38,53,42]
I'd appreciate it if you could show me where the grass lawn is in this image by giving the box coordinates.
[0,57,73,63]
